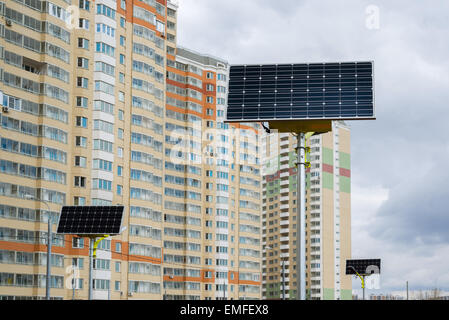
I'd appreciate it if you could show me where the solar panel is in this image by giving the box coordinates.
[346,259,381,275]
[56,206,124,235]
[226,62,375,122]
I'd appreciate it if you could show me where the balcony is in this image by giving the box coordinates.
[280,227,289,235]
[280,163,289,170]
[280,236,289,242]
[280,171,290,179]
[280,211,289,218]
[280,244,289,251]
[280,220,289,226]
[280,252,289,259]
[280,196,289,203]
[280,179,290,187]
[280,204,289,211]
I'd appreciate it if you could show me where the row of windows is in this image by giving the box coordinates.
[0,204,58,224]
[1,94,68,123]
[0,273,64,288]
[130,206,162,222]
[1,138,66,163]
[0,250,63,267]
[0,159,66,184]
[0,183,65,204]
[3,72,69,103]
[132,96,163,117]
[1,115,67,143]
[4,29,70,63]
[132,114,163,134]
[0,227,64,246]
[4,6,70,43]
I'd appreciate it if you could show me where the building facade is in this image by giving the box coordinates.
[0,0,262,300]
[261,121,352,300]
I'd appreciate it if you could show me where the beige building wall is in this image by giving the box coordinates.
[0,0,262,300]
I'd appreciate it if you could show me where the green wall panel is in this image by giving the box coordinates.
[339,176,350,193]
[339,151,350,170]
[323,288,334,300]
[341,289,353,300]
[322,147,333,166]
[322,172,333,190]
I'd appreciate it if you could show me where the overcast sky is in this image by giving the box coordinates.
[176,0,449,298]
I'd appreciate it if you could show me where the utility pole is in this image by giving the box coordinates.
[296,132,306,300]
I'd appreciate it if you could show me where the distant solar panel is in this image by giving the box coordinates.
[226,62,374,122]
[346,259,381,275]
[57,206,124,235]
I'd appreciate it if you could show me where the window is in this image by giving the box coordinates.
[206,97,214,104]
[79,18,90,30]
[92,179,112,191]
[117,185,123,195]
[115,281,121,291]
[74,176,86,188]
[75,136,87,148]
[96,23,115,37]
[120,35,126,46]
[121,0,126,10]
[206,108,214,116]
[116,242,122,253]
[117,166,123,176]
[76,97,88,108]
[74,196,86,206]
[206,72,214,79]
[74,156,87,168]
[72,237,84,248]
[120,17,125,28]
[78,38,89,49]
[72,258,84,269]
[118,147,124,158]
[79,0,90,10]
[118,128,124,139]
[77,77,88,89]
[206,84,214,91]
[115,261,121,273]
[118,110,124,120]
[97,4,116,19]
[119,73,125,83]
[120,54,125,64]
[118,91,125,102]
[95,42,115,57]
[77,57,89,69]
[75,116,88,128]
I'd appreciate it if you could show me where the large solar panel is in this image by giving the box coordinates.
[57,206,124,235]
[346,259,381,275]
[226,62,375,122]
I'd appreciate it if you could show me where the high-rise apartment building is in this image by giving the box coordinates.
[0,0,262,300]
[261,121,352,300]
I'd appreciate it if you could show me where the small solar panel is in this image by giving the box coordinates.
[226,62,375,122]
[346,259,381,275]
[57,206,124,235]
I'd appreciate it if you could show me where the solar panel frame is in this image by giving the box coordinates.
[226,61,375,122]
[56,206,125,236]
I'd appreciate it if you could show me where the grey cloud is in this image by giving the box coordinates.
[177,0,449,293]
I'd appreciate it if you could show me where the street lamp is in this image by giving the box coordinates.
[25,194,53,300]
